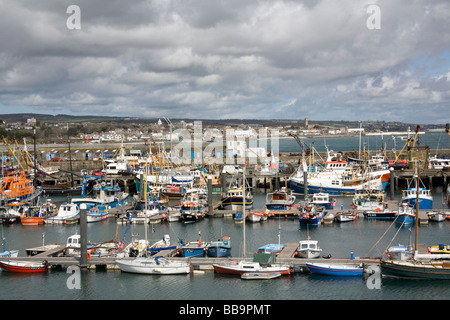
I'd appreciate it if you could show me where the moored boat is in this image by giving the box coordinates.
[45,203,80,224]
[335,210,358,222]
[86,207,108,223]
[395,203,415,226]
[306,262,364,276]
[0,171,43,206]
[385,245,413,260]
[380,260,450,280]
[0,260,49,273]
[176,240,207,258]
[265,189,296,211]
[221,187,253,211]
[213,260,291,275]
[241,272,281,280]
[299,205,325,226]
[256,243,284,255]
[294,239,322,259]
[206,236,231,257]
[115,256,191,275]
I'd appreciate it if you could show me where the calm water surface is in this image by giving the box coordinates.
[1,190,449,301]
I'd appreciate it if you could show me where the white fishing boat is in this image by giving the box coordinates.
[44,203,80,224]
[86,207,108,223]
[289,149,390,196]
[115,256,191,275]
[295,239,322,259]
[265,188,296,211]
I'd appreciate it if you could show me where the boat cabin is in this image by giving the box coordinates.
[402,188,431,198]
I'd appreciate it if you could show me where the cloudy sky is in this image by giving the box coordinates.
[1,0,450,124]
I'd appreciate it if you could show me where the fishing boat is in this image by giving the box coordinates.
[295,239,322,259]
[71,176,129,212]
[306,262,364,276]
[0,171,43,206]
[86,207,108,223]
[352,190,386,212]
[44,203,80,224]
[299,205,325,226]
[162,185,187,200]
[176,240,207,258]
[179,194,205,223]
[310,193,336,210]
[395,203,415,226]
[206,236,231,257]
[64,234,95,256]
[265,189,296,211]
[0,260,49,273]
[363,208,397,220]
[401,171,433,210]
[115,256,191,275]
[166,208,181,222]
[428,155,450,170]
[221,187,253,211]
[20,199,59,225]
[289,151,390,196]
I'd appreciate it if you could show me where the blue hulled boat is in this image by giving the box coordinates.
[306,262,364,276]
[206,236,231,257]
[176,240,207,258]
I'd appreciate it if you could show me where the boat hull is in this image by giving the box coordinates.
[363,211,396,219]
[380,260,450,280]
[116,258,191,275]
[206,246,231,257]
[306,262,363,276]
[0,261,48,273]
[21,217,45,225]
[213,262,291,275]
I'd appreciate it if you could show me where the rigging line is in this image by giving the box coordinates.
[365,214,398,257]
[118,182,144,248]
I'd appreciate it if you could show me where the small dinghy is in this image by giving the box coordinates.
[241,272,281,280]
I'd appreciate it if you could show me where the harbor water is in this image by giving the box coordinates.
[1,190,450,301]
[1,131,449,302]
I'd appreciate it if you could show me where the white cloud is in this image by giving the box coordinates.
[0,0,449,123]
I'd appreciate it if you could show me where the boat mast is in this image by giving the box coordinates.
[242,165,246,259]
[414,161,420,254]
